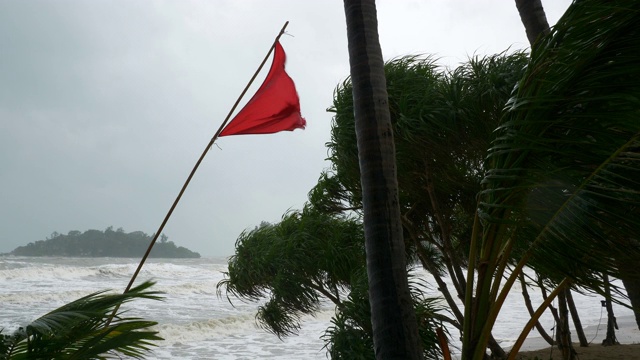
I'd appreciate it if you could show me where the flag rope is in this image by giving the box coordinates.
[107,21,290,324]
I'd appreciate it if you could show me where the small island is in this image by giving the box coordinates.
[10,227,200,258]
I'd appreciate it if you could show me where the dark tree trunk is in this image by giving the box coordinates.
[424,163,467,297]
[616,252,640,330]
[619,276,640,330]
[538,276,561,324]
[557,288,576,360]
[343,0,422,358]
[488,335,506,359]
[514,0,551,46]
[519,273,555,346]
[566,289,589,347]
[602,273,619,346]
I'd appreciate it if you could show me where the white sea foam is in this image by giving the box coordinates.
[157,314,262,342]
[0,264,97,281]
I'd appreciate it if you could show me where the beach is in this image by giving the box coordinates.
[518,344,640,360]
[515,315,640,359]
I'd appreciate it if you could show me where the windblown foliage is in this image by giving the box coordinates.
[323,269,445,360]
[0,281,163,359]
[217,206,445,359]
[463,1,640,358]
[219,207,365,337]
[221,52,530,359]
[324,54,528,270]
[323,54,529,359]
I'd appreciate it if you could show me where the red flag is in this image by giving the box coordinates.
[219,41,306,137]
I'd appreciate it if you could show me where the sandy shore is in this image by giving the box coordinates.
[515,343,640,359]
[514,315,640,359]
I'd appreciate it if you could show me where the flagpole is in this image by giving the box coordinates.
[108,21,290,324]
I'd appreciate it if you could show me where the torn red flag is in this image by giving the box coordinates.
[219,41,306,137]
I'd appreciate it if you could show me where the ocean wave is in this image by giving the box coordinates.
[155,314,261,342]
[0,264,101,281]
[155,308,335,344]
[0,287,121,306]
[0,260,32,271]
[0,260,226,281]
[153,281,219,296]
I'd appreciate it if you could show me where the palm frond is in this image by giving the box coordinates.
[483,0,640,290]
[3,281,163,359]
[463,1,640,358]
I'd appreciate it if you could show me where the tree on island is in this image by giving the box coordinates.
[11,227,200,258]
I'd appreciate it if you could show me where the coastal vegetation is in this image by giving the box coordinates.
[220,49,527,358]
[218,206,447,359]
[1,281,162,359]
[9,227,200,258]
[221,1,640,359]
[5,1,639,359]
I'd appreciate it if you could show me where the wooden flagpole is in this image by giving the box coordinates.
[107,21,290,323]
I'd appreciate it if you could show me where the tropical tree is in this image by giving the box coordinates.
[1,281,162,359]
[461,1,640,358]
[218,207,366,338]
[342,0,422,358]
[224,52,529,360]
[223,3,640,358]
[324,52,529,357]
[220,51,530,358]
[217,205,446,359]
[515,3,592,354]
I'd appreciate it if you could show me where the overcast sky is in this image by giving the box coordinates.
[0,1,572,257]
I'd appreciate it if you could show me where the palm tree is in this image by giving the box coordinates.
[342,0,422,358]
[515,3,591,354]
[514,0,550,46]
[461,1,640,358]
[1,281,162,359]
[325,52,529,358]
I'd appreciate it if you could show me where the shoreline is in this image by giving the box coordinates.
[451,315,640,359]
[514,315,640,359]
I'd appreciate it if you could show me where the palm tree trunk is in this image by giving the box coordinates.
[487,335,506,359]
[538,276,561,324]
[602,273,619,346]
[343,0,422,358]
[566,289,588,347]
[514,0,550,46]
[519,273,555,345]
[619,275,640,330]
[557,288,576,360]
[616,249,640,330]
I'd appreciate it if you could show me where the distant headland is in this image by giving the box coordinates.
[8,227,200,258]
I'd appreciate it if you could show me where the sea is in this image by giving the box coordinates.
[1,256,637,359]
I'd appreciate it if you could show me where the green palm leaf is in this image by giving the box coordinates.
[463,1,640,358]
[1,281,163,359]
[484,0,640,291]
